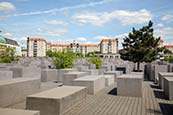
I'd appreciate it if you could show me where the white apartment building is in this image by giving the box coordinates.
[27,38,46,57]
[27,37,119,57]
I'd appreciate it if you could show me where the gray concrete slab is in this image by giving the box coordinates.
[158,72,173,89]
[26,86,87,115]
[163,77,173,100]
[0,78,40,107]
[0,70,13,80]
[0,108,40,115]
[117,74,143,97]
[41,69,58,82]
[73,75,105,94]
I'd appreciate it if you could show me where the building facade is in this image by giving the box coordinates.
[0,36,21,56]
[27,37,119,57]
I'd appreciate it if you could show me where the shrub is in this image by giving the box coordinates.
[87,56,102,69]
[51,49,76,69]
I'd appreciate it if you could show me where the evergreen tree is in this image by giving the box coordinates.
[120,21,161,71]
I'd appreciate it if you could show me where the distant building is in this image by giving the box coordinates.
[27,38,46,57]
[27,37,119,57]
[0,36,21,56]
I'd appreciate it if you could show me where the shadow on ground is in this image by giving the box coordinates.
[159,103,173,115]
[108,88,117,95]
[153,90,168,100]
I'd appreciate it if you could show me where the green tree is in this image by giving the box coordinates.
[50,49,76,69]
[120,21,161,71]
[0,47,19,63]
[87,56,102,69]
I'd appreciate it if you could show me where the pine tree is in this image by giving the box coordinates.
[120,21,161,71]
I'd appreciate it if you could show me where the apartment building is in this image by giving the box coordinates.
[27,37,119,57]
[0,36,21,56]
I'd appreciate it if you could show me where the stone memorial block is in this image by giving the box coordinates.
[41,69,58,82]
[57,68,77,83]
[73,75,105,94]
[0,108,40,115]
[0,70,13,80]
[117,74,143,97]
[163,77,173,100]
[104,71,121,82]
[159,72,173,89]
[0,78,40,107]
[103,75,115,86]
[26,86,87,115]
[63,72,88,85]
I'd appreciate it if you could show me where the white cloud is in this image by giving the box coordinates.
[156,23,164,27]
[0,2,15,13]
[161,15,173,22]
[72,9,152,26]
[154,27,173,43]
[75,37,87,41]
[27,28,67,37]
[45,20,68,26]
[1,0,111,18]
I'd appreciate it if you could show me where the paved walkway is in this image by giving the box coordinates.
[64,82,173,115]
[7,81,173,115]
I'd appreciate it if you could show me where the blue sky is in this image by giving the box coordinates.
[0,0,173,48]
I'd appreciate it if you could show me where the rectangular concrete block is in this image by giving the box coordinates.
[103,75,115,86]
[0,78,40,107]
[163,77,173,100]
[0,108,40,115]
[57,68,77,83]
[26,86,87,115]
[158,72,173,89]
[63,72,88,85]
[0,70,13,80]
[41,69,58,82]
[9,67,23,78]
[22,67,41,78]
[117,74,143,97]
[75,66,89,71]
[153,65,168,82]
[104,71,122,82]
[73,75,105,94]
[83,69,98,75]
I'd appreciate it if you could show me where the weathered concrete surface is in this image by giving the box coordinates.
[63,72,88,85]
[0,70,13,80]
[103,75,115,86]
[41,69,58,82]
[163,77,173,100]
[26,86,87,115]
[158,72,173,89]
[117,74,143,97]
[73,75,105,94]
[0,108,40,115]
[83,69,98,75]
[104,71,122,82]
[0,78,40,107]
[57,68,77,83]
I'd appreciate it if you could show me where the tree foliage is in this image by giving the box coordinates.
[87,56,102,69]
[47,49,76,69]
[0,47,19,63]
[120,21,161,71]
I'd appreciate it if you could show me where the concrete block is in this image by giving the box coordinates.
[83,69,98,75]
[57,68,77,83]
[0,70,13,80]
[100,65,111,71]
[75,66,89,71]
[63,72,88,85]
[0,78,40,107]
[26,86,87,115]
[0,108,40,115]
[117,74,143,97]
[41,69,58,82]
[89,64,96,69]
[104,71,121,82]
[73,75,105,94]
[154,65,168,83]
[163,77,173,100]
[9,67,23,78]
[22,67,41,78]
[158,72,173,89]
[98,69,106,75]
[103,75,115,86]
